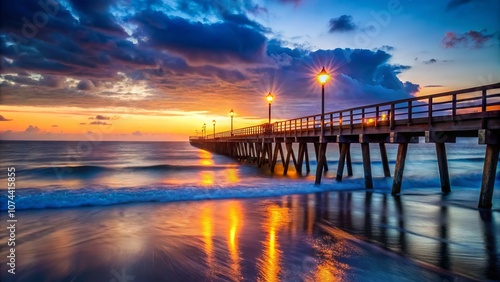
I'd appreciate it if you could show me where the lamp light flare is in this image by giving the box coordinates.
[266,92,274,104]
[318,67,329,85]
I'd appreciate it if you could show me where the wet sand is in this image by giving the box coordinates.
[0,189,498,281]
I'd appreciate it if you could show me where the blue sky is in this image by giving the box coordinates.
[0,0,499,140]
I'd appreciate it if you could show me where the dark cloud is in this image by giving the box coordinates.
[133,10,267,64]
[0,115,12,121]
[380,45,395,52]
[132,130,142,136]
[175,0,267,17]
[90,121,111,125]
[425,85,444,88]
[68,0,127,36]
[51,124,58,127]
[329,15,357,33]
[25,125,40,133]
[89,115,111,120]
[79,123,86,125]
[77,80,95,90]
[442,30,495,48]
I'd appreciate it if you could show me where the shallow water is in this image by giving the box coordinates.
[1,193,492,282]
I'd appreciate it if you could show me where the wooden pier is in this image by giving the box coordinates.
[190,83,500,208]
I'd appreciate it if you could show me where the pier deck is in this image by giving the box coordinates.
[190,83,500,208]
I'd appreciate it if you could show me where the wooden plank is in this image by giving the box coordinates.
[436,143,451,193]
[391,143,408,195]
[379,143,391,177]
[361,143,373,189]
[478,144,499,209]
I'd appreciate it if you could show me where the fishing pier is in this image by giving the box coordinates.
[190,83,500,209]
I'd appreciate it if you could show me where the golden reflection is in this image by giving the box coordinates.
[226,168,239,183]
[200,171,215,185]
[201,206,215,279]
[307,194,315,234]
[228,201,243,281]
[258,204,290,282]
[199,149,214,166]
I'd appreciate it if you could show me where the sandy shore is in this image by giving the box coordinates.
[0,189,497,281]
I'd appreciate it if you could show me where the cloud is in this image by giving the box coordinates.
[0,115,13,121]
[77,80,95,90]
[90,121,111,125]
[425,85,444,88]
[328,15,357,33]
[380,45,395,52]
[132,130,142,136]
[51,125,58,127]
[25,125,40,133]
[89,115,111,120]
[79,123,86,125]
[132,10,267,64]
[442,30,495,49]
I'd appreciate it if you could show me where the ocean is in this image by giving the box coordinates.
[0,140,498,281]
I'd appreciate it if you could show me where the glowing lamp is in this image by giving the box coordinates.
[266,92,274,104]
[318,67,329,85]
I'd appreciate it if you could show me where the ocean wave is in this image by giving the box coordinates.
[16,164,235,178]
[0,172,489,211]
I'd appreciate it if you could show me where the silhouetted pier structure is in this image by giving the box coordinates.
[190,83,500,208]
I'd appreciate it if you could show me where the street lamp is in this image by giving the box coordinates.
[266,92,273,124]
[212,119,216,139]
[203,123,206,139]
[229,109,234,136]
[318,67,330,143]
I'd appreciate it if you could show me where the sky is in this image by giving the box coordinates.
[0,0,499,141]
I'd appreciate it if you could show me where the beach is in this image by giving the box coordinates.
[0,141,499,281]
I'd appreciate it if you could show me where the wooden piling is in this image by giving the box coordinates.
[361,143,373,189]
[346,144,353,177]
[315,143,328,185]
[336,143,348,182]
[478,144,499,209]
[435,143,451,193]
[392,143,408,195]
[379,143,391,177]
[304,144,311,173]
[284,142,297,176]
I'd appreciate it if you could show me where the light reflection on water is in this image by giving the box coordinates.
[1,190,497,281]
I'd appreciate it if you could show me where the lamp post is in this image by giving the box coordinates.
[212,120,216,139]
[318,67,329,143]
[266,92,273,124]
[315,67,330,185]
[203,123,206,139]
[229,109,234,136]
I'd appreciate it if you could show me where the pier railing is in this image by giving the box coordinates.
[203,83,500,139]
